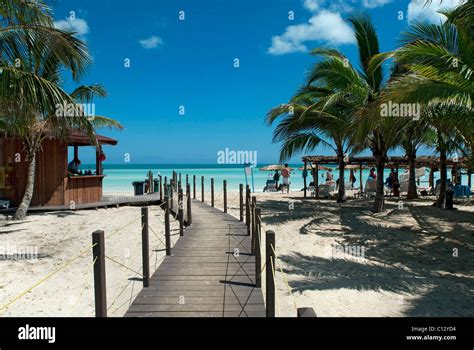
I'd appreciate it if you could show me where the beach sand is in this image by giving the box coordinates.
[1,189,473,317]
[210,189,474,317]
[0,204,180,317]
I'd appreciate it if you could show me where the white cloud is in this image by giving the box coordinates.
[139,35,163,49]
[407,0,466,23]
[362,0,393,8]
[303,0,323,11]
[269,0,395,55]
[268,10,355,55]
[54,18,89,38]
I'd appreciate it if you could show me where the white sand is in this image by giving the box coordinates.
[0,202,180,317]
[1,190,473,317]
[212,190,474,317]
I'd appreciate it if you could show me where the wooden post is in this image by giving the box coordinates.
[178,189,184,236]
[193,175,196,199]
[201,176,204,203]
[429,167,435,189]
[92,230,107,317]
[239,184,244,222]
[255,208,262,288]
[297,308,317,317]
[179,173,182,185]
[186,174,189,188]
[266,230,275,318]
[141,207,150,287]
[315,163,319,198]
[170,180,174,210]
[245,185,251,236]
[211,178,215,207]
[303,160,307,198]
[186,184,192,225]
[164,196,171,256]
[223,180,227,213]
[159,175,163,201]
[251,196,256,255]
[359,163,363,194]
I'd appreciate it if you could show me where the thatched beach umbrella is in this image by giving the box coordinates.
[299,164,332,171]
[259,164,294,171]
[338,164,369,171]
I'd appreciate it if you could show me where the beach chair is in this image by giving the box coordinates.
[318,184,331,198]
[364,180,377,198]
[263,180,277,192]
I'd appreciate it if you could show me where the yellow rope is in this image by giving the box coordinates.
[269,256,279,317]
[105,255,142,276]
[106,216,141,240]
[149,225,166,248]
[270,244,298,312]
[0,243,97,315]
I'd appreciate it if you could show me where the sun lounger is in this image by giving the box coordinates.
[364,179,377,198]
[263,180,278,192]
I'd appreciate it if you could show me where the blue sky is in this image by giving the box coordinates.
[54,0,463,164]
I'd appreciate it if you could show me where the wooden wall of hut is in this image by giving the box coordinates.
[0,138,68,207]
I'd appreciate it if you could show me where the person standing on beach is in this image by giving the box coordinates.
[349,169,356,189]
[273,170,280,188]
[281,164,290,193]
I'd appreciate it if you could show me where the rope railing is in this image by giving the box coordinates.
[0,198,181,317]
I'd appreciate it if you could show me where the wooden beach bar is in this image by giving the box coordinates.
[0,131,118,208]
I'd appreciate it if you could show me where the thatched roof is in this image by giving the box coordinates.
[259,164,294,171]
[302,155,471,169]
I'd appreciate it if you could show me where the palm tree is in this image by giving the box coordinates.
[0,0,123,219]
[322,14,404,212]
[370,8,474,207]
[400,120,435,199]
[266,85,354,202]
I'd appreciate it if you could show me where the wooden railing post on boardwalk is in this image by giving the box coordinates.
[266,230,275,318]
[223,180,227,213]
[164,196,171,256]
[255,208,262,288]
[186,174,189,188]
[245,185,251,236]
[201,176,205,203]
[239,184,244,222]
[178,188,184,236]
[251,196,256,255]
[186,184,192,225]
[141,207,150,287]
[297,307,317,317]
[211,178,215,207]
[193,175,196,199]
[159,175,163,201]
[170,181,174,210]
[92,230,107,317]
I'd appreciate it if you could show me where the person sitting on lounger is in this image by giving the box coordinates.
[68,158,81,175]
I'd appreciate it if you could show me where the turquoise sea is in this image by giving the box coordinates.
[79,164,470,194]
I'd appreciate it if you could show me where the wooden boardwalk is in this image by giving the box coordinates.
[125,200,266,317]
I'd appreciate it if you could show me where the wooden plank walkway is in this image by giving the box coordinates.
[0,193,161,213]
[125,200,266,317]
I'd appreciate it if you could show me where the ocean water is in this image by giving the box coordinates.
[79,164,470,194]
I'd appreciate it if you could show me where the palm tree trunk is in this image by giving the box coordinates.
[436,147,447,207]
[407,152,418,199]
[337,153,346,203]
[13,153,36,220]
[373,154,385,213]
